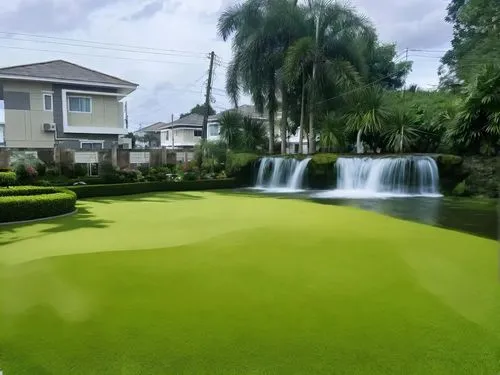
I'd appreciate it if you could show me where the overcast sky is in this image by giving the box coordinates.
[0,0,452,130]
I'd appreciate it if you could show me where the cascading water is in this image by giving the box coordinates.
[255,157,311,191]
[316,156,441,198]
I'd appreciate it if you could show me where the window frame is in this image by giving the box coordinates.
[194,129,202,137]
[68,96,92,114]
[80,141,104,150]
[43,92,53,112]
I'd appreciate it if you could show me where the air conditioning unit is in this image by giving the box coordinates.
[43,123,56,132]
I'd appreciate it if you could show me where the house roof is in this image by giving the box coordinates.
[209,104,267,121]
[0,60,138,88]
[142,114,204,132]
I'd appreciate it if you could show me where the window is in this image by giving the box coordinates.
[89,163,99,176]
[0,124,4,145]
[81,142,103,150]
[68,96,92,113]
[209,125,219,137]
[194,130,202,137]
[165,130,169,141]
[43,93,53,111]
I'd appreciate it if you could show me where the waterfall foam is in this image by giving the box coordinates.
[255,157,311,192]
[316,156,442,199]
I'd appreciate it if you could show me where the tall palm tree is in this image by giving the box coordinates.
[344,86,390,153]
[284,0,375,154]
[218,0,306,154]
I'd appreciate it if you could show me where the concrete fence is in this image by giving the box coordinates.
[0,147,192,170]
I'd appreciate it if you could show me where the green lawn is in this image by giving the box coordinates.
[0,192,498,374]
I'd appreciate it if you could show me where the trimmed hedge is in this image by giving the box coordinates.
[0,171,17,187]
[0,186,61,197]
[68,179,238,199]
[0,190,77,223]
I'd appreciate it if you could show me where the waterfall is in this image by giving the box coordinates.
[317,156,441,198]
[254,157,310,191]
[287,158,312,189]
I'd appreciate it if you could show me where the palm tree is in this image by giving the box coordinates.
[344,86,390,153]
[241,116,268,151]
[319,112,346,152]
[219,111,243,149]
[284,0,375,154]
[218,0,307,154]
[384,109,421,153]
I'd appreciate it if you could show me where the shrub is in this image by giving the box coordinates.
[0,186,61,197]
[46,167,61,178]
[35,162,47,177]
[0,190,76,223]
[0,171,17,187]
[226,152,259,185]
[452,181,468,196]
[68,179,237,199]
[74,164,88,178]
[15,164,39,185]
[308,153,339,189]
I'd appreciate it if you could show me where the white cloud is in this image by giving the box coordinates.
[0,0,453,130]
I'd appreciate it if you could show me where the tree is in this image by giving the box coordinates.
[124,132,136,149]
[440,0,500,87]
[218,0,307,154]
[383,109,421,153]
[219,111,243,149]
[344,86,390,152]
[367,43,413,90]
[446,64,500,155]
[284,0,376,154]
[180,104,216,119]
[318,112,346,152]
[241,116,268,151]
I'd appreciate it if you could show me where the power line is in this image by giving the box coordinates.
[0,31,206,57]
[0,44,206,65]
[0,35,209,60]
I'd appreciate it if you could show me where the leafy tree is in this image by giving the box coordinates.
[180,104,216,119]
[219,111,243,149]
[440,0,500,86]
[446,64,500,154]
[383,109,421,153]
[318,112,346,152]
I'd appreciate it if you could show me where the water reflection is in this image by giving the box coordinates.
[311,196,497,240]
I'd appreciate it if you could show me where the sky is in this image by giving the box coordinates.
[0,0,453,130]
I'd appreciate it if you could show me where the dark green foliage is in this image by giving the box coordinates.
[308,153,339,188]
[73,164,88,178]
[0,186,61,197]
[35,163,47,177]
[15,164,38,185]
[225,152,259,185]
[0,190,76,223]
[452,181,468,196]
[68,179,238,199]
[0,172,17,187]
[179,103,216,119]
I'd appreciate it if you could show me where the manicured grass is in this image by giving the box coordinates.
[0,192,498,374]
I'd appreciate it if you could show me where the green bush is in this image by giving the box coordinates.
[0,186,61,197]
[452,181,468,196]
[15,164,39,185]
[68,179,237,199]
[35,162,47,177]
[0,171,17,187]
[308,153,339,189]
[226,152,259,185]
[0,190,76,223]
[73,164,88,178]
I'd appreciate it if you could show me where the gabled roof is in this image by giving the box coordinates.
[0,60,138,88]
[209,104,267,121]
[142,114,204,132]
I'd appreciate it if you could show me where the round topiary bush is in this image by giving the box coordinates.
[0,187,77,223]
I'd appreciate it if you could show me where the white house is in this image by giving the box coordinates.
[159,113,203,149]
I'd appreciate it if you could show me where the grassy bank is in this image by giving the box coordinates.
[0,192,498,374]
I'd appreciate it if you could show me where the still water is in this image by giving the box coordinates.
[241,190,498,240]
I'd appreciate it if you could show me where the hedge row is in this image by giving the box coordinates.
[0,186,61,197]
[67,179,238,199]
[0,172,16,187]
[0,190,77,223]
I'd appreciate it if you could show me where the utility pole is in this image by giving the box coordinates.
[171,113,175,151]
[124,102,129,130]
[202,51,215,140]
